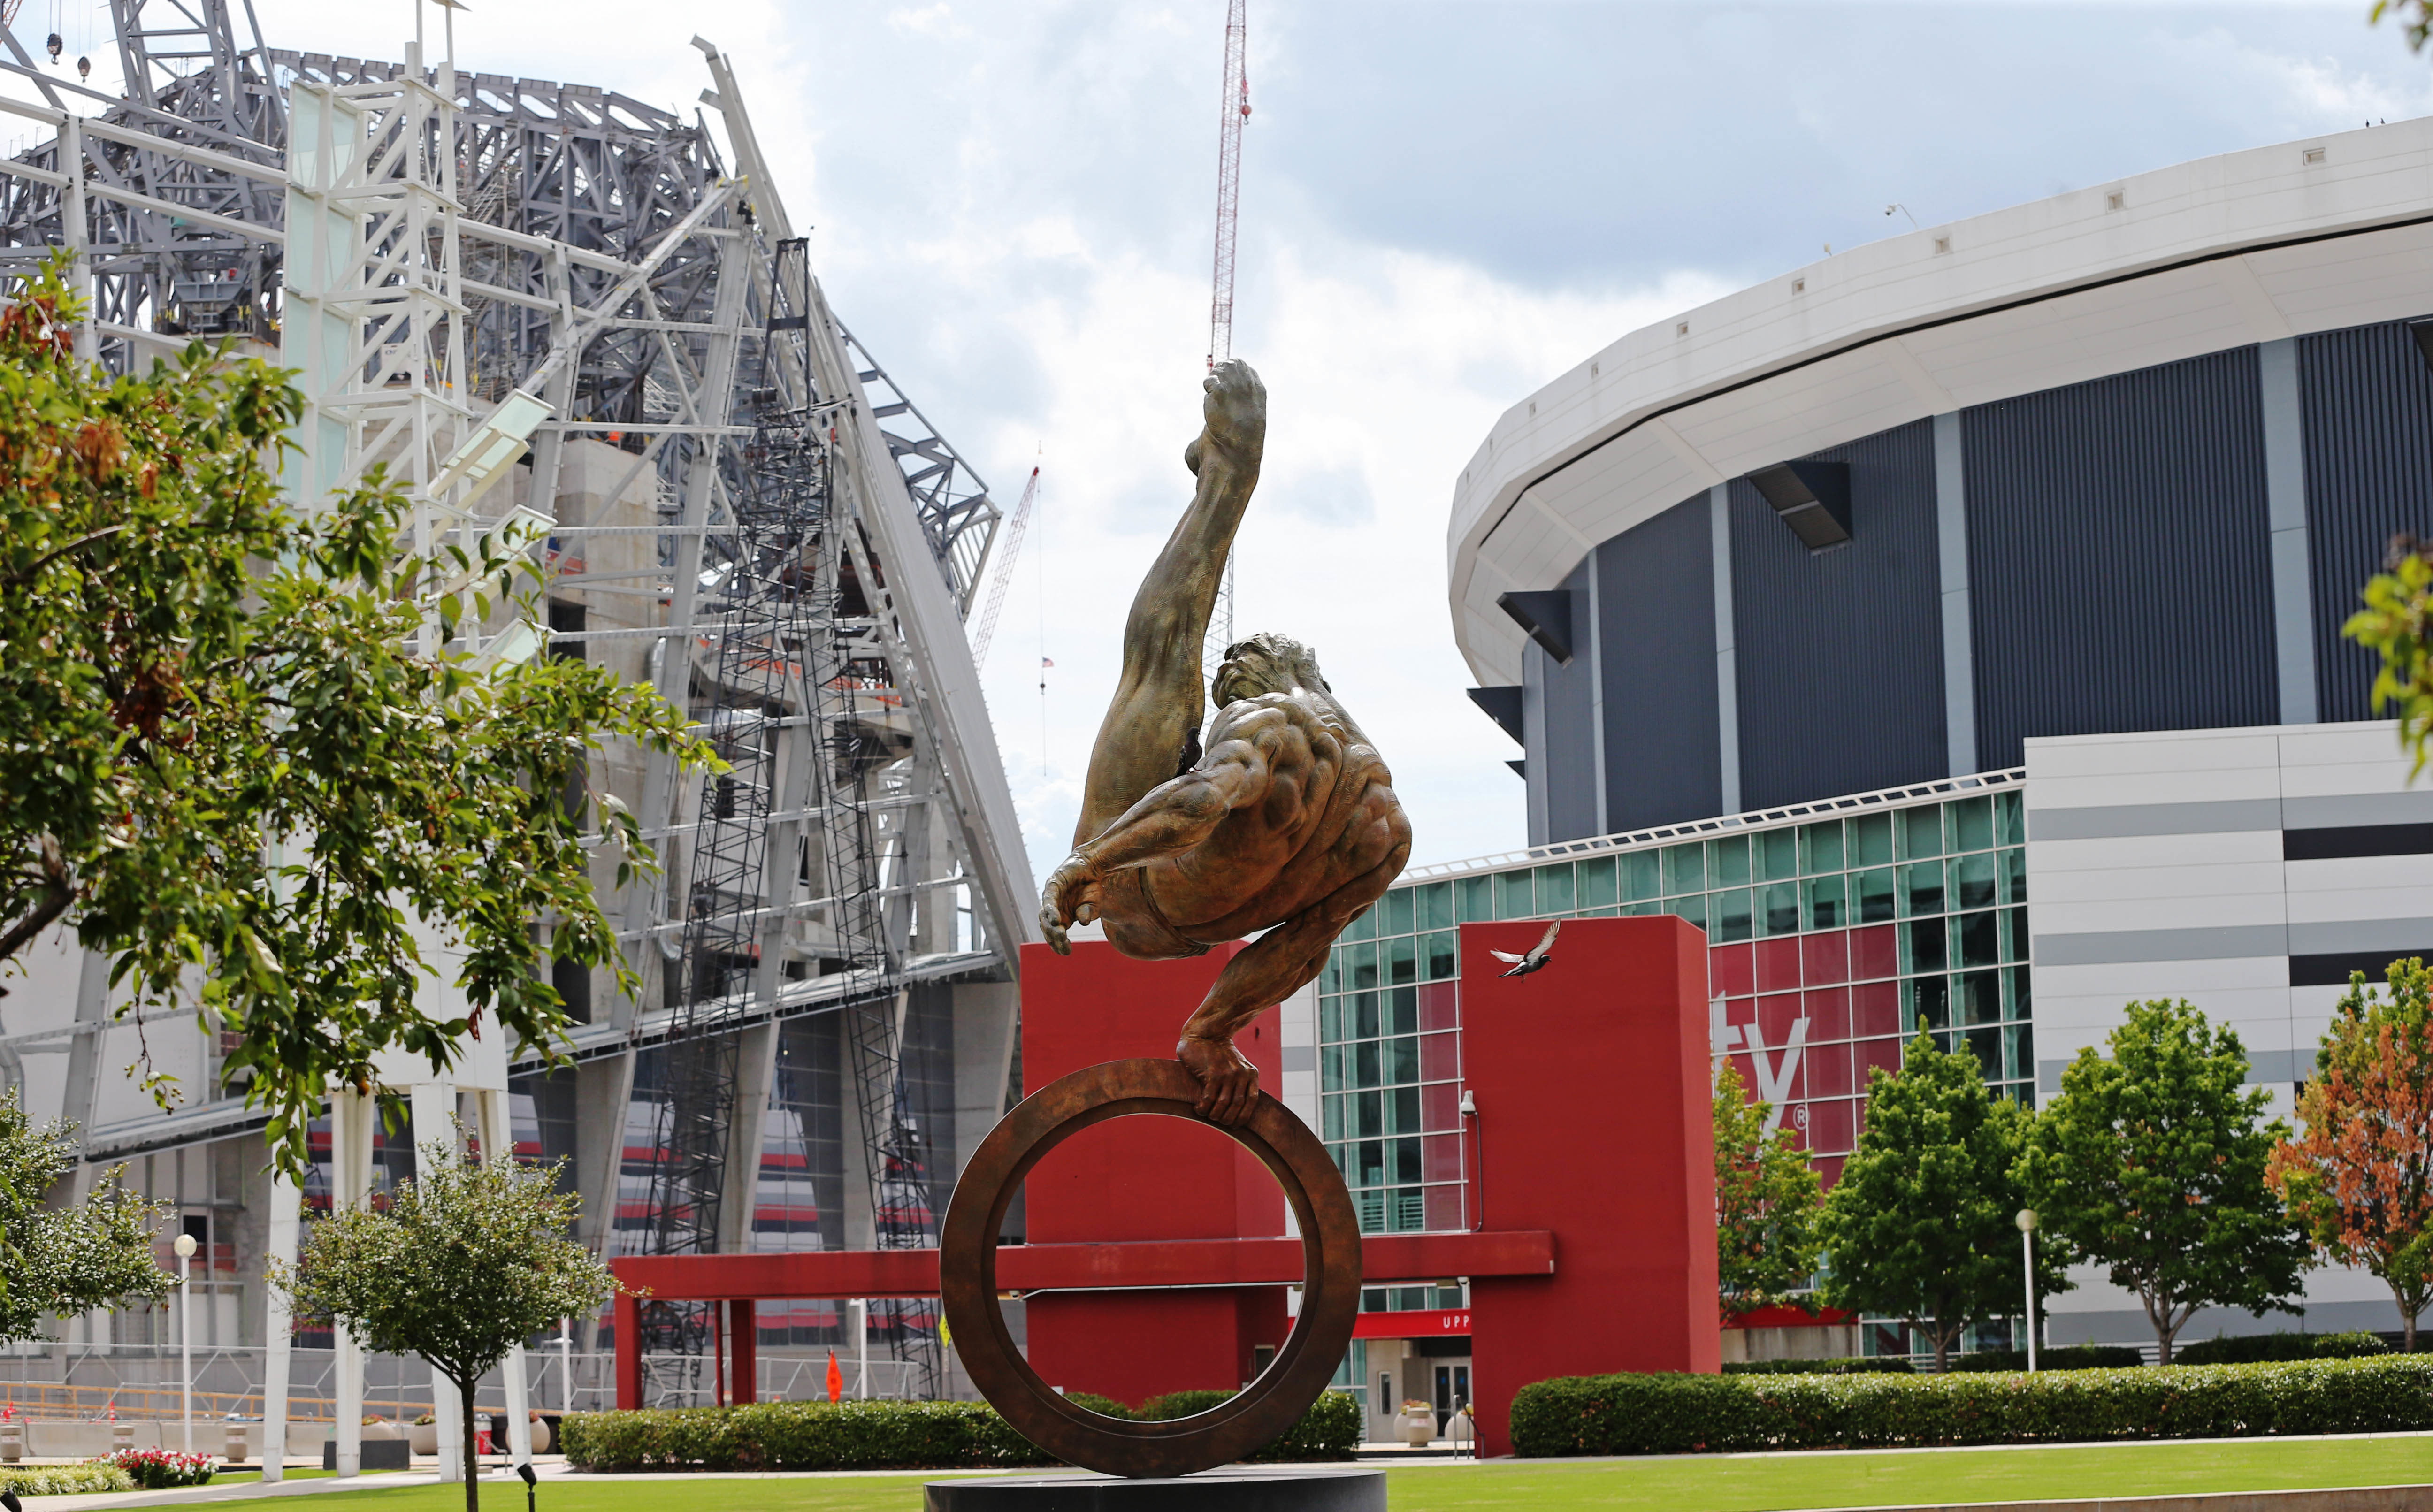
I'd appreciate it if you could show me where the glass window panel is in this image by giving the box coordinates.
[2005,965,2032,1020]
[1386,936,1417,986]
[1494,871,1533,919]
[1949,852,1997,911]
[1357,1095,1383,1141]
[1903,975,1950,1034]
[1393,1137,1423,1185]
[1389,986,1418,1036]
[1996,789,2026,847]
[1357,1190,1384,1231]
[1621,899,1662,916]
[1323,1094,1344,1140]
[1959,967,2001,1024]
[1900,861,1945,918]
[1391,1189,1425,1232]
[1758,881,1800,938]
[1418,881,1454,931]
[1855,867,1897,924]
[1947,796,1994,853]
[1851,813,1895,867]
[1668,893,1708,931]
[1804,874,1847,931]
[1756,829,1799,884]
[1800,820,1845,876]
[1901,919,1947,974]
[1355,1041,1381,1088]
[1423,931,1457,980]
[1384,889,1415,936]
[1662,844,1706,894]
[1356,1137,1385,1185]
[1350,942,1379,991]
[1391,1086,1420,1134]
[1712,888,1753,943]
[1322,1044,1345,1091]
[1576,855,1618,908]
[1354,991,1380,1039]
[2001,907,2028,964]
[1419,1032,1459,1086]
[2005,1022,2035,1081]
[1966,1024,2002,1079]
[1953,910,1999,969]
[1344,907,1376,942]
[1320,996,1342,1043]
[1535,863,1575,915]
[1710,836,1751,888]
[1999,848,2027,906]
[1899,806,1944,861]
[1622,851,1660,901]
[1457,876,1493,923]
[1387,1037,1418,1085]
[1322,953,1343,996]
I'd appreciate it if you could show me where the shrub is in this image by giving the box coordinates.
[560,1390,1360,1470]
[1061,1393,1136,1420]
[2174,1331,2390,1366]
[1951,1345,2145,1372]
[1723,1358,1915,1375]
[1507,1355,2433,1457]
[94,1449,214,1489]
[15,1462,135,1495]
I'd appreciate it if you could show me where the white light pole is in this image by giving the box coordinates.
[170,1232,197,1453]
[2015,1209,2039,1373]
[852,1300,868,1399]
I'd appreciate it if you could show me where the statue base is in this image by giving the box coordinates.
[924,1465,1385,1511]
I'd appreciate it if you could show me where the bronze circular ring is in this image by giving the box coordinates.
[938,1057,1362,1480]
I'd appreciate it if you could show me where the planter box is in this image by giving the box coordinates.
[324,1439,412,1471]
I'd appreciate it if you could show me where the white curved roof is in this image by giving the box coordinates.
[1448,117,2433,686]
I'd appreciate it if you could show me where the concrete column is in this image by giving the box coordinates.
[2260,337,2318,725]
[258,1172,300,1481]
[469,1088,534,1467]
[717,1022,780,1254]
[409,1082,463,1482]
[1709,485,1742,814]
[951,981,1019,1186]
[1933,411,1980,775]
[329,1088,374,1476]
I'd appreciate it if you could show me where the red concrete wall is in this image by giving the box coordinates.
[1460,915,1721,1453]
[1015,939,1290,1408]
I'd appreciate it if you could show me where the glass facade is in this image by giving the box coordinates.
[1316,785,2030,1228]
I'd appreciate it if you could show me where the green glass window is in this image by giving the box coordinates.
[1456,875,1492,923]
[1494,870,1533,919]
[1756,829,1798,884]
[1947,795,1994,853]
[1384,888,1415,937]
[1622,851,1660,901]
[1535,863,1576,915]
[1996,789,2026,847]
[1576,855,1618,908]
[1710,835,1751,887]
[1386,936,1416,986]
[1800,820,1845,875]
[1758,880,1800,937]
[1344,907,1376,942]
[1999,848,2027,906]
[2005,965,2032,1019]
[1349,942,1379,991]
[1320,995,1343,1043]
[1423,931,1456,980]
[1390,1086,1420,1133]
[1388,986,1418,1036]
[1965,1024,2002,1077]
[2001,908,2028,964]
[1901,918,1946,974]
[1904,975,1949,1033]
[1418,881,1454,931]
[1354,1042,1381,1088]
[1669,893,1708,931]
[1322,951,1343,995]
[1662,843,1706,894]
[1711,888,1753,943]
[1352,991,1380,1039]
[1958,967,2001,1024]
[1949,851,1997,911]
[2005,1021,2034,1081]
[1855,867,1897,924]
[1851,812,1895,866]
[1386,1037,1418,1085]
[1900,861,1945,917]
[1804,874,1847,930]
[1900,806,1943,860]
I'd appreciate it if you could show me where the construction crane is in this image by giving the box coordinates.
[1202,0,1249,680]
[969,461,1040,667]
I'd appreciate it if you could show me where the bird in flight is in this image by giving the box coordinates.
[1487,920,1561,979]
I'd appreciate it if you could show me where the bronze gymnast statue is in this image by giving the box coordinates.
[1040,359,1412,1127]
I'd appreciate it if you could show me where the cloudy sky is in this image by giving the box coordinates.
[19,0,2433,888]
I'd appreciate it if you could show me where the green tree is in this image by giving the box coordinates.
[1816,1034,2044,1369]
[273,1142,614,1510]
[2269,959,2433,1351]
[1714,1060,1823,1318]
[0,257,713,1177]
[2022,999,2312,1364]
[0,1088,168,1342]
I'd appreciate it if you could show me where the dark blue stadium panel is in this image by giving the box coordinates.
[1727,419,1946,809]
[2297,319,2433,723]
[1595,496,1722,832]
[1537,557,1601,842]
[1962,346,2278,768]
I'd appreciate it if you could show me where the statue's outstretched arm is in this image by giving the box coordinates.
[1040,741,1272,953]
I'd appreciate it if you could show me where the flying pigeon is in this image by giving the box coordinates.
[1487,920,1561,979]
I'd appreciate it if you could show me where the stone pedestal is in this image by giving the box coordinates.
[926,1467,1384,1511]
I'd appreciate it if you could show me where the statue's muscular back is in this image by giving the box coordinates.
[1144,687,1408,945]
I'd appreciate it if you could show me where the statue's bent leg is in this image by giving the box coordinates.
[1072,361,1265,846]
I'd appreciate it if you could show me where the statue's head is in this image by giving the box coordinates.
[1212,632,1328,708]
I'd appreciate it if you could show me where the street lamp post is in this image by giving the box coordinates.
[2015,1209,2039,1373]
[170,1233,197,1453]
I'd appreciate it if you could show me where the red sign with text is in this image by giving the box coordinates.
[1352,1309,1472,1341]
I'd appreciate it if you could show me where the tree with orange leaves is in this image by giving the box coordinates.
[2270,957,2433,1352]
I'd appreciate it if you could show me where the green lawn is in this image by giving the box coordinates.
[162,1436,2433,1512]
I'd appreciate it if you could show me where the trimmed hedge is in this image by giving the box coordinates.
[2175,1331,2390,1366]
[1723,1358,1914,1375]
[1952,1345,2145,1373]
[7,1464,133,1496]
[561,1391,1361,1471]
[1508,1355,2433,1457]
